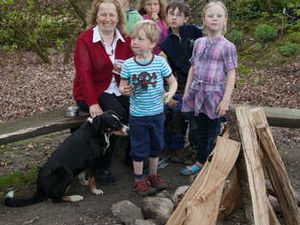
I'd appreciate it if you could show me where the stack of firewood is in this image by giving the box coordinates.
[166,106,300,225]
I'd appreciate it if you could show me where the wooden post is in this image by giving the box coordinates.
[251,107,300,225]
[166,137,240,225]
[235,106,270,225]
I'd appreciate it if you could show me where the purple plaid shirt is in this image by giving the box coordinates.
[182,36,237,119]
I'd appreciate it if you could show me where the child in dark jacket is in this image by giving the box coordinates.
[160,0,202,152]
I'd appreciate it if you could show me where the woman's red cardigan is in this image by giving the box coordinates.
[73,28,133,107]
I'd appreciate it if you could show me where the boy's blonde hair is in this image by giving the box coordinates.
[86,0,126,35]
[137,0,167,23]
[202,0,228,34]
[132,20,161,44]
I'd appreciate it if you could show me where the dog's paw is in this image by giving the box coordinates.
[92,188,104,195]
[69,195,84,202]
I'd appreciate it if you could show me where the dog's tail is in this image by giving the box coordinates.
[4,191,46,207]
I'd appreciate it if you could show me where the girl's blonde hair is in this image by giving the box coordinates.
[137,0,167,23]
[86,0,126,35]
[132,20,161,44]
[202,0,228,34]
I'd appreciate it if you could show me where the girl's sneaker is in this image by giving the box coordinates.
[133,179,156,196]
[180,161,202,176]
[146,174,168,191]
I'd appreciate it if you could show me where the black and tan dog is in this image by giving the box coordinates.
[4,110,129,207]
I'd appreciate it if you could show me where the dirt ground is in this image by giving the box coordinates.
[0,126,299,225]
[0,50,299,224]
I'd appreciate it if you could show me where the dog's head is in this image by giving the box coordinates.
[91,110,129,136]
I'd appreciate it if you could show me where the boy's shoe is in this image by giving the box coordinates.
[133,179,156,196]
[146,174,168,191]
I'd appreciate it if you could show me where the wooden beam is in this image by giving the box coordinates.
[0,110,88,145]
[235,106,270,225]
[166,136,240,225]
[251,107,300,225]
[262,106,300,128]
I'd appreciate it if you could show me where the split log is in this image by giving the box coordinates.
[251,107,300,225]
[267,198,281,225]
[218,166,241,220]
[235,106,270,225]
[166,136,240,225]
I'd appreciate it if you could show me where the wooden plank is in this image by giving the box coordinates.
[251,107,300,225]
[166,136,240,225]
[233,105,300,128]
[235,106,270,225]
[262,106,300,128]
[0,110,88,145]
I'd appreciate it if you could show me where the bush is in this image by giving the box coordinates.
[226,30,244,45]
[0,0,81,63]
[254,24,278,43]
[279,42,300,56]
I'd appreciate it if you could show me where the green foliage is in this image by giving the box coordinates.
[0,0,81,63]
[0,167,38,191]
[226,30,244,45]
[278,42,300,56]
[254,24,278,43]
[251,42,263,53]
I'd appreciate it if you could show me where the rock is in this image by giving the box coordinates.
[171,185,189,206]
[111,200,144,225]
[156,190,170,198]
[133,219,157,225]
[142,197,174,225]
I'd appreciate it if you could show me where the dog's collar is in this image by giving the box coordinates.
[87,117,93,123]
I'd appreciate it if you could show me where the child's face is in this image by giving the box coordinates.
[203,4,227,34]
[131,29,156,55]
[144,0,160,17]
[167,7,187,30]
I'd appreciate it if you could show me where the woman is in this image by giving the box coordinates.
[73,0,133,184]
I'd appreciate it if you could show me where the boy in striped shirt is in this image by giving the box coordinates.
[119,20,178,196]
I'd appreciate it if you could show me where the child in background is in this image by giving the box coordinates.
[137,0,168,54]
[160,0,202,152]
[119,0,143,34]
[181,0,238,175]
[119,20,178,196]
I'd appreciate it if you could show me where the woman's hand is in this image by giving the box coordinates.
[216,99,230,117]
[89,104,103,118]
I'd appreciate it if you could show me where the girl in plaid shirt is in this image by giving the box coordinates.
[180,1,238,175]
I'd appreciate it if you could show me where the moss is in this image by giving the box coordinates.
[0,167,38,192]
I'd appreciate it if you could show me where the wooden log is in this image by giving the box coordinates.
[166,136,241,225]
[219,166,241,220]
[227,109,256,224]
[267,198,281,225]
[235,106,270,225]
[251,107,300,225]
